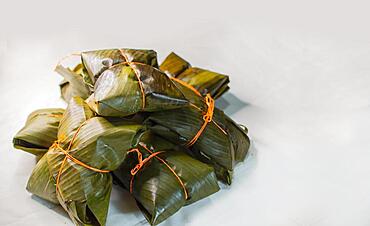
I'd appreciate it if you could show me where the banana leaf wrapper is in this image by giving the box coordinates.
[57,48,158,102]
[81,48,158,83]
[145,79,250,184]
[26,97,142,226]
[13,108,64,156]
[87,63,188,117]
[160,52,230,99]
[58,64,93,102]
[113,131,220,225]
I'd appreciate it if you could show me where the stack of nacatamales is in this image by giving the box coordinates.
[13,49,250,226]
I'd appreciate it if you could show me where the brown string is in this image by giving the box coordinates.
[119,49,146,110]
[128,142,189,200]
[53,121,110,198]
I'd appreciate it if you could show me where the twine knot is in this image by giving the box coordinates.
[128,143,189,200]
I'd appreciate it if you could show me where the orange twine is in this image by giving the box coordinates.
[170,77,202,96]
[53,121,110,198]
[186,94,214,146]
[55,50,146,110]
[119,49,146,110]
[128,143,189,200]
[47,113,63,118]
[169,77,227,143]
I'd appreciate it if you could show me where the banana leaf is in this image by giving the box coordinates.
[113,131,220,225]
[13,108,64,156]
[57,48,158,102]
[88,63,188,117]
[160,52,230,99]
[26,96,142,226]
[145,79,250,184]
[57,64,92,102]
[81,48,158,83]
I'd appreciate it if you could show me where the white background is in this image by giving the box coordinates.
[1,0,370,225]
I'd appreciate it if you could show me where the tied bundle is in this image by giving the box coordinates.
[160,52,230,99]
[146,76,250,184]
[56,49,187,117]
[16,97,143,225]
[113,131,220,225]
[13,48,251,226]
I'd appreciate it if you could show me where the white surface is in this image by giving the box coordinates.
[1,0,370,225]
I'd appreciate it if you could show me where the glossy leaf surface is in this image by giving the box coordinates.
[13,108,64,156]
[91,64,188,117]
[114,132,219,225]
[160,52,230,99]
[26,97,142,226]
[146,79,250,184]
